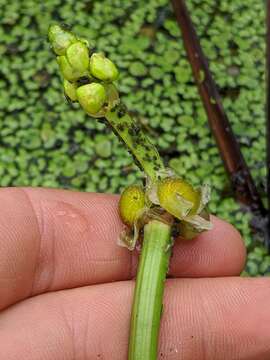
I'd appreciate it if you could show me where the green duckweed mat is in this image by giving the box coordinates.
[0,0,269,275]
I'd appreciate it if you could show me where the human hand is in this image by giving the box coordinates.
[0,187,269,359]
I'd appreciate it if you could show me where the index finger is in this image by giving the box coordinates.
[0,187,246,310]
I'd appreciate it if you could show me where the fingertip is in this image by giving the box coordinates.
[209,215,246,273]
[169,215,246,277]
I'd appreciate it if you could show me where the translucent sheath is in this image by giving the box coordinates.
[128,220,172,360]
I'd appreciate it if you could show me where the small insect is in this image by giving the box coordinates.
[117,124,125,132]
[64,93,76,103]
[60,22,71,31]
[128,124,141,136]
[117,102,127,118]
[110,104,117,112]
[76,76,91,86]
[88,48,96,57]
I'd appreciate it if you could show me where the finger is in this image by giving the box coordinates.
[0,188,245,311]
[0,278,269,359]
[170,215,246,278]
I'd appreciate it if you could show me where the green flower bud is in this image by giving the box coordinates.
[90,53,119,82]
[63,79,77,101]
[119,185,145,226]
[57,55,77,82]
[104,83,119,109]
[180,210,211,240]
[76,83,107,115]
[66,41,89,73]
[48,24,77,55]
[57,56,88,82]
[157,178,200,220]
[77,37,90,48]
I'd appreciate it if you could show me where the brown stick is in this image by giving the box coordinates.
[266,0,270,248]
[171,0,266,218]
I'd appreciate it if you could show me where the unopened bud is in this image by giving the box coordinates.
[57,55,88,82]
[119,185,145,226]
[48,24,76,56]
[66,41,89,73]
[76,83,107,115]
[90,53,119,82]
[63,79,78,101]
[157,178,200,220]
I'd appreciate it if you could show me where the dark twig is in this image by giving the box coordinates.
[266,0,270,249]
[171,0,268,246]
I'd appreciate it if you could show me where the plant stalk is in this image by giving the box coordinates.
[128,220,172,360]
[266,0,270,251]
[171,0,266,216]
[171,0,270,249]
[105,109,165,182]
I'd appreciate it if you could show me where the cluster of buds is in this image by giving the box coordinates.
[48,24,119,117]
[119,176,212,250]
[48,24,212,251]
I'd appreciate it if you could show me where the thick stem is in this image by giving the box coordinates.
[105,108,165,182]
[128,220,172,360]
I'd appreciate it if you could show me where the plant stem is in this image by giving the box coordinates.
[105,108,165,182]
[266,0,270,251]
[171,0,270,249]
[128,220,172,360]
[171,0,266,216]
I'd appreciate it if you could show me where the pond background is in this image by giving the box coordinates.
[0,0,269,275]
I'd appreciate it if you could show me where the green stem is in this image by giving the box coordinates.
[105,108,165,182]
[128,220,172,360]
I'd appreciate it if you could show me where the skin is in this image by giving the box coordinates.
[0,187,269,359]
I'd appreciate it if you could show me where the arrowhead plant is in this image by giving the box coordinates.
[48,24,212,360]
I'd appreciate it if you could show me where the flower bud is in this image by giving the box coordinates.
[63,79,77,101]
[104,84,119,109]
[76,83,107,115]
[57,55,77,82]
[180,209,211,240]
[90,53,119,82]
[157,178,200,220]
[66,41,89,73]
[77,37,90,48]
[119,185,145,226]
[57,55,88,82]
[48,24,77,55]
